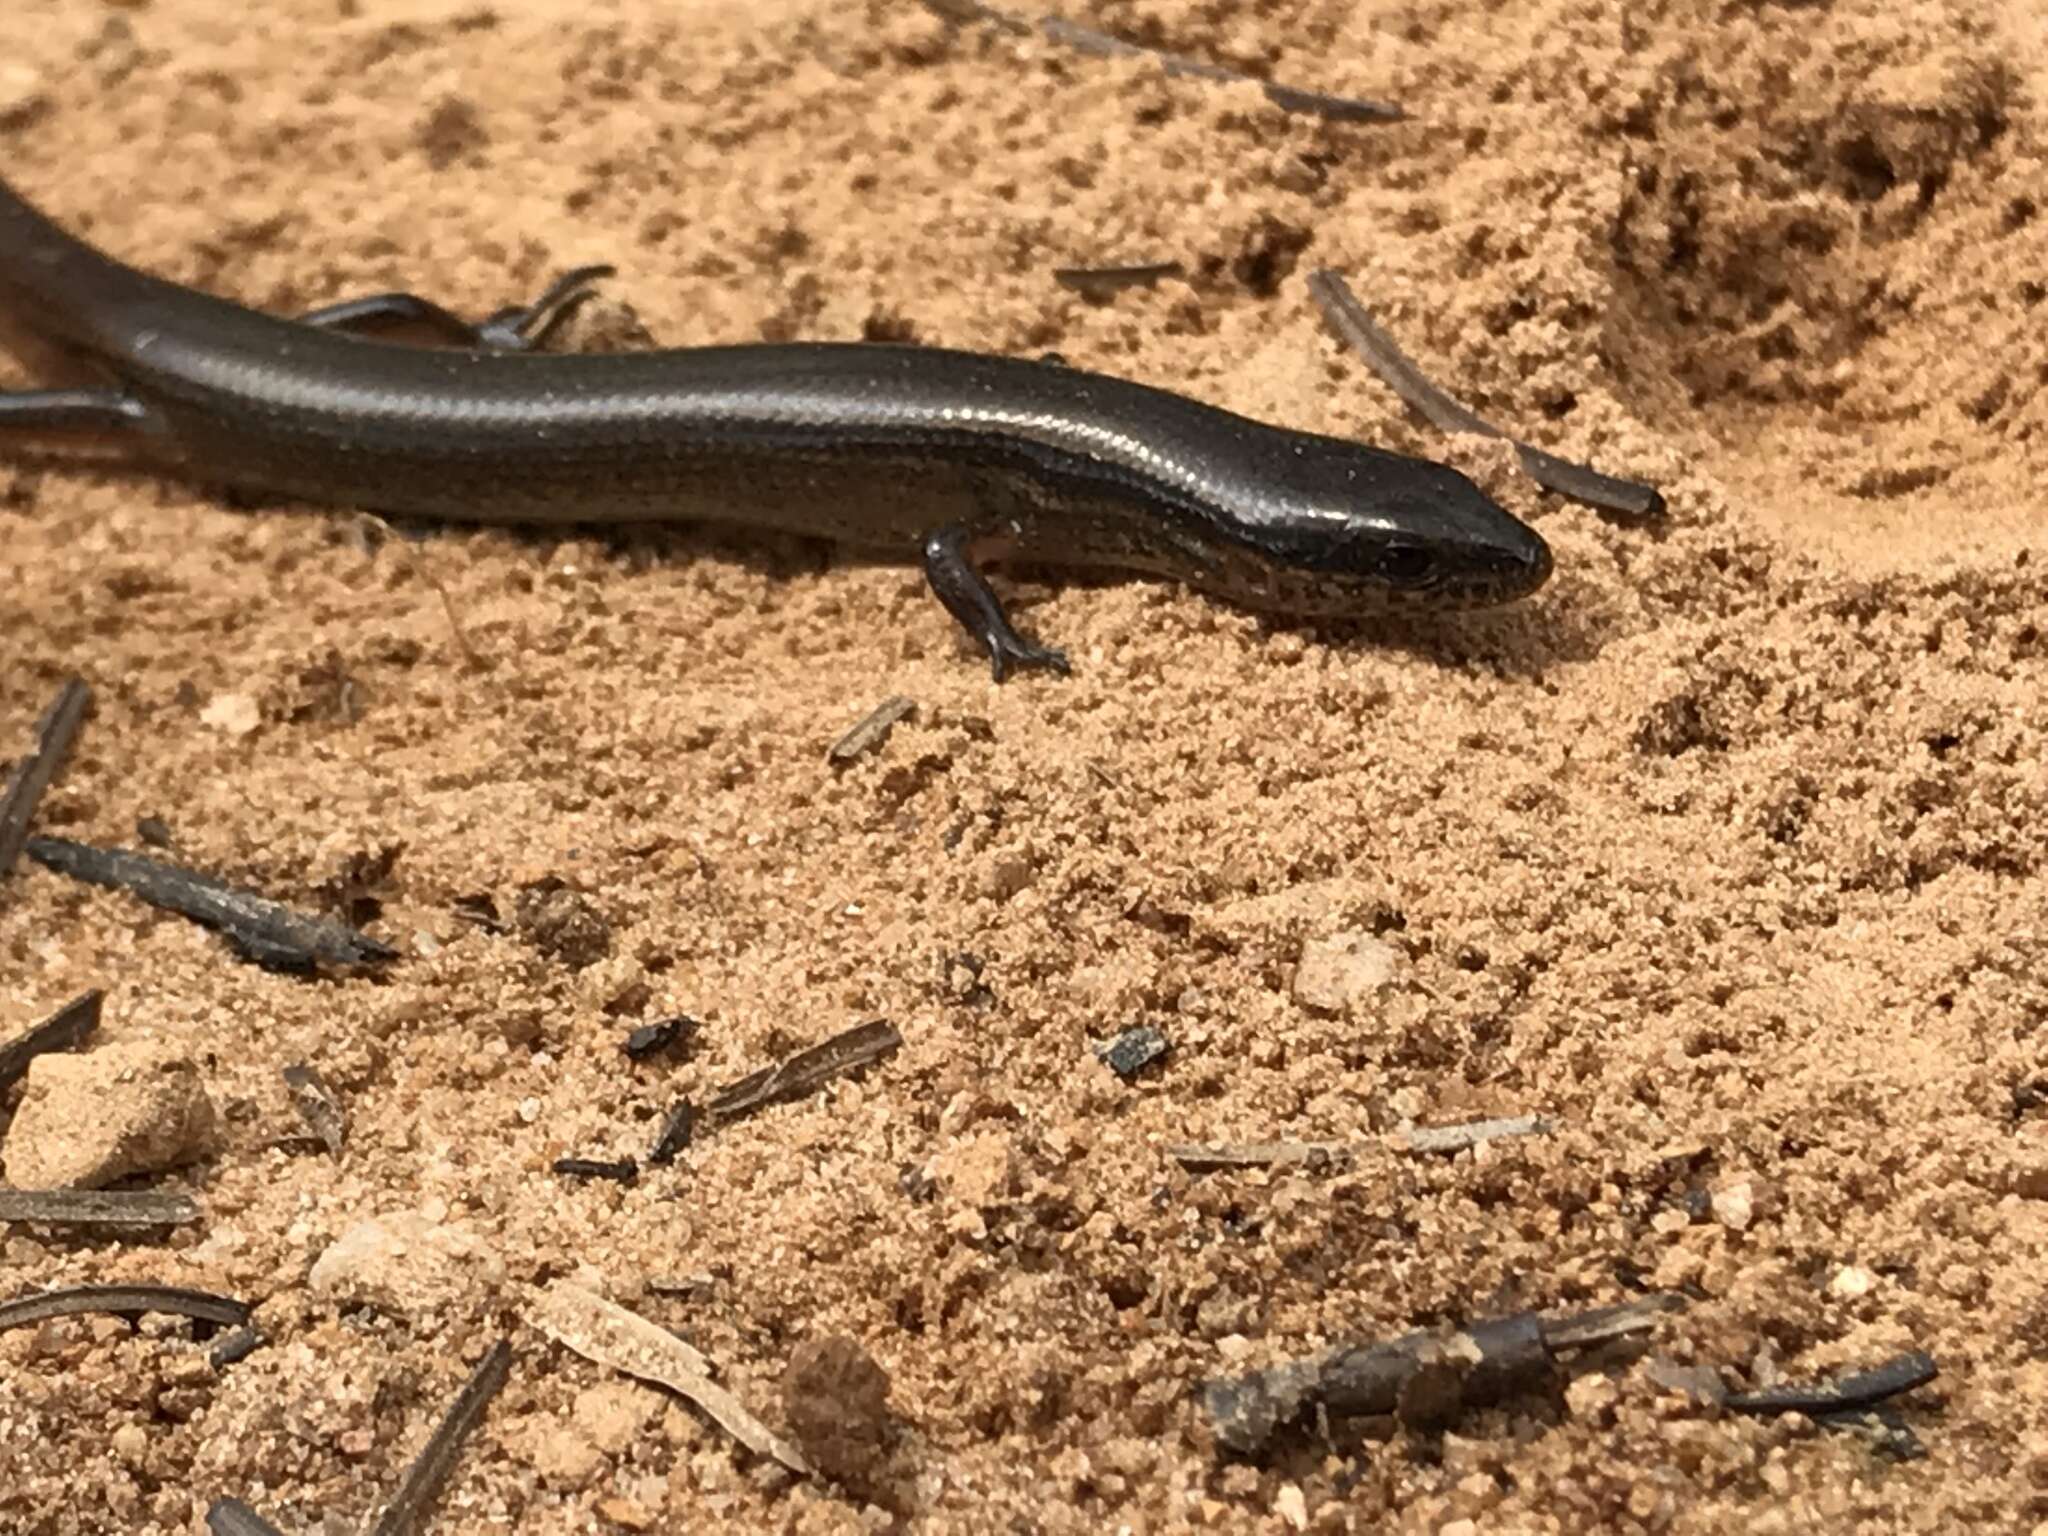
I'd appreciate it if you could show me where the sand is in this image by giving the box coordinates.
[2,0,2045,1530]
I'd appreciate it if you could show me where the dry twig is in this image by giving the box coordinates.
[0,676,90,879]
[25,837,396,970]
[1205,1293,1682,1457]
[1308,269,1665,520]
[366,1339,513,1536]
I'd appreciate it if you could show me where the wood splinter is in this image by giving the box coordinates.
[1205,1293,1683,1458]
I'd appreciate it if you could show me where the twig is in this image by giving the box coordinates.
[0,1188,200,1229]
[1399,1114,1549,1155]
[1724,1351,1937,1417]
[649,1101,696,1165]
[282,1064,348,1155]
[827,696,918,765]
[0,989,102,1093]
[553,1156,639,1184]
[1170,1114,1550,1172]
[208,1327,268,1369]
[24,837,397,971]
[1053,261,1184,296]
[366,1338,513,1536]
[924,0,1402,122]
[1307,268,1665,520]
[205,1499,287,1536]
[526,1279,811,1475]
[707,1020,901,1124]
[0,676,90,879]
[0,1282,252,1333]
[1169,1139,1354,1172]
[1204,1293,1683,1457]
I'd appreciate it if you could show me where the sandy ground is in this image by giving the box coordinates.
[3,0,2047,1531]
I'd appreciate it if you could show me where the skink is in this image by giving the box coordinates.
[0,173,1551,678]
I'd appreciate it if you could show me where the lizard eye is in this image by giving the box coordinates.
[1375,545,1435,585]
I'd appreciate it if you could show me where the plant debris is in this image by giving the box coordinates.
[205,1499,287,1536]
[1204,1293,1682,1457]
[366,1338,513,1536]
[623,1015,697,1061]
[0,1188,201,1230]
[706,1019,901,1124]
[1170,1114,1549,1172]
[281,1063,347,1155]
[648,1101,697,1164]
[23,837,397,971]
[1168,1139,1355,1173]
[922,0,1404,123]
[1306,268,1665,520]
[450,892,506,932]
[0,675,90,880]
[1052,261,1183,296]
[526,1279,812,1476]
[827,695,918,764]
[208,1326,268,1370]
[553,1155,639,1183]
[0,1282,252,1334]
[0,989,102,1093]
[1400,1114,1550,1155]
[1094,1025,1168,1078]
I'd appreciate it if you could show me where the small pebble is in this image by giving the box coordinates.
[782,1335,896,1489]
[1,1041,217,1189]
[1293,931,1400,1014]
[1094,1026,1168,1079]
[308,1209,506,1317]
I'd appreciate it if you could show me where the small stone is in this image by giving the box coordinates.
[782,1335,895,1489]
[982,855,1034,901]
[1564,1372,1620,1425]
[928,1132,1015,1209]
[199,692,261,736]
[1709,1179,1755,1232]
[1274,1483,1309,1530]
[515,878,612,969]
[596,1496,655,1530]
[1,1041,217,1190]
[1829,1264,1876,1299]
[1093,1026,1168,1079]
[1214,1334,1257,1365]
[308,1209,505,1317]
[1293,931,1400,1014]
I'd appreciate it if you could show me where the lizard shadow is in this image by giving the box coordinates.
[353,513,1630,679]
[3,453,1628,680]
